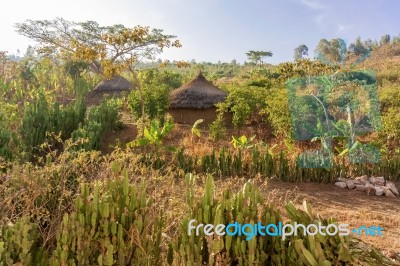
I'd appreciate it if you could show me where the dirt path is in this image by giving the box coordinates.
[266,180,400,257]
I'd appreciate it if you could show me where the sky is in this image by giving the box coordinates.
[1,0,399,64]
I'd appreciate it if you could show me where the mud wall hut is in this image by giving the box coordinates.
[169,72,230,124]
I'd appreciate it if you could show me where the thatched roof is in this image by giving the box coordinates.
[93,75,133,92]
[86,75,134,106]
[169,72,227,109]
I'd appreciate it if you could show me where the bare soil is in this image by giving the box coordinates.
[266,179,400,258]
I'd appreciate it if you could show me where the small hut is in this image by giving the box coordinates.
[169,72,229,124]
[86,75,134,105]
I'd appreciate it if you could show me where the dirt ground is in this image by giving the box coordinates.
[265,179,400,258]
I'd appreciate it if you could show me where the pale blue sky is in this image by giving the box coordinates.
[1,0,399,64]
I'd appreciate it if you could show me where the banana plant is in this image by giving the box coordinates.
[258,141,278,157]
[127,119,174,147]
[231,134,256,149]
[191,119,203,141]
[310,117,334,152]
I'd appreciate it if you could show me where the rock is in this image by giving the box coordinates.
[346,180,356,189]
[369,176,385,186]
[365,183,376,196]
[337,177,348,183]
[352,179,362,185]
[335,182,347,189]
[355,175,369,185]
[386,182,399,196]
[375,186,384,196]
[355,185,367,192]
[383,188,397,198]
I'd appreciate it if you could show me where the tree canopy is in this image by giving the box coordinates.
[245,50,273,65]
[293,44,309,61]
[380,34,391,46]
[15,18,182,78]
[315,38,347,65]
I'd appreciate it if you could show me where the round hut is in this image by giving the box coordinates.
[86,75,134,106]
[169,72,229,124]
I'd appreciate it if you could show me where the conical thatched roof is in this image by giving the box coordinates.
[169,72,227,109]
[93,75,133,92]
[86,75,134,105]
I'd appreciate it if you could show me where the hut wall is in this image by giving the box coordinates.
[169,107,232,125]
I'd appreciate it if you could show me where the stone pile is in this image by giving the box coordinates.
[335,175,399,198]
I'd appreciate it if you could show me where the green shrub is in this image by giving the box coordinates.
[0,217,48,266]
[71,121,103,151]
[128,83,170,120]
[50,171,163,265]
[379,82,400,110]
[87,98,120,134]
[70,98,120,151]
[128,69,180,121]
[224,85,267,127]
[137,69,183,89]
[264,87,292,137]
[50,98,86,140]
[382,107,400,139]
[19,91,50,155]
[20,91,87,157]
[0,116,16,161]
[209,111,227,141]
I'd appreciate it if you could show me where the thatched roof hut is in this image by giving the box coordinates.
[86,75,134,105]
[169,72,229,124]
[170,72,227,109]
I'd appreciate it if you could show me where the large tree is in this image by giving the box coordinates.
[15,18,181,78]
[245,50,273,65]
[348,37,369,56]
[380,34,391,46]
[293,44,308,61]
[315,38,347,65]
[15,18,182,120]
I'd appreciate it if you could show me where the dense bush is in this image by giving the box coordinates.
[263,87,292,137]
[19,91,87,158]
[19,92,51,155]
[382,107,400,139]
[0,114,16,161]
[71,98,120,151]
[241,67,275,88]
[379,82,400,110]
[138,69,183,89]
[50,98,86,140]
[128,69,183,120]
[0,217,48,265]
[50,172,163,265]
[128,83,171,120]
[209,108,227,141]
[223,85,267,127]
[71,121,103,151]
[87,98,120,134]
